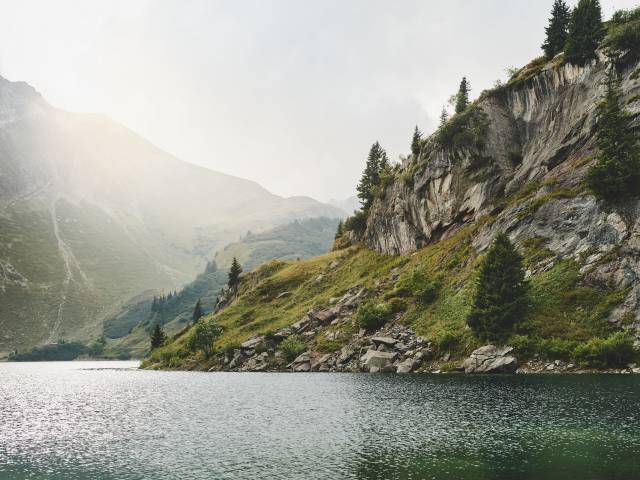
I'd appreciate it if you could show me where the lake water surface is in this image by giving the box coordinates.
[1,361,639,480]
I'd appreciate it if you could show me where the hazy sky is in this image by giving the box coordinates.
[0,0,635,201]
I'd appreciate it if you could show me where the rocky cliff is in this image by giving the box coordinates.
[361,52,640,336]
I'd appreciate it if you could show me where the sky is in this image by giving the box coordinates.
[0,0,636,202]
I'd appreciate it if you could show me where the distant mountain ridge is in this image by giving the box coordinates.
[0,75,342,353]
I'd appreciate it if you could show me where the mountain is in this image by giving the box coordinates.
[328,196,359,216]
[0,75,343,354]
[146,28,640,372]
[215,217,340,271]
[102,217,340,357]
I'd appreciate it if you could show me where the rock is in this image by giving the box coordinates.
[275,291,291,300]
[291,316,311,333]
[461,345,517,374]
[292,352,311,372]
[396,358,417,373]
[240,336,263,351]
[338,345,356,364]
[310,308,337,324]
[325,330,341,341]
[371,336,397,348]
[229,350,244,369]
[360,349,397,372]
[310,353,332,371]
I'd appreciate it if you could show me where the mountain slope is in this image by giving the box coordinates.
[146,48,640,372]
[0,75,342,353]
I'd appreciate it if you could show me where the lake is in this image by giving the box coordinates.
[0,361,639,479]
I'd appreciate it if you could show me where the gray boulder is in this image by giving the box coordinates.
[360,349,397,372]
[462,345,517,374]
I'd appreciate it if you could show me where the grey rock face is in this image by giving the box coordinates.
[462,345,517,374]
[361,57,640,257]
[360,349,397,372]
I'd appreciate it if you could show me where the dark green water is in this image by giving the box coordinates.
[1,361,639,480]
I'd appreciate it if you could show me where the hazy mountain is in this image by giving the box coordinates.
[0,75,342,353]
[328,196,359,217]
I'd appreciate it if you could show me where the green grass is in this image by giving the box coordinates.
[147,221,632,370]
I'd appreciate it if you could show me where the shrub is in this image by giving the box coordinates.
[435,105,489,150]
[606,7,640,57]
[357,300,392,331]
[343,210,368,235]
[187,319,222,357]
[395,270,440,304]
[279,335,306,361]
[436,331,463,353]
[387,297,409,313]
[573,332,636,368]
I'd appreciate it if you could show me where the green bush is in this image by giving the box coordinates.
[606,7,640,57]
[395,270,440,304]
[573,332,636,368]
[279,335,307,361]
[344,210,368,235]
[435,105,489,150]
[387,297,409,313]
[187,319,222,357]
[357,300,393,331]
[436,331,463,353]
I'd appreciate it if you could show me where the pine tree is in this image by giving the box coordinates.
[439,107,449,127]
[587,67,640,202]
[228,257,243,289]
[455,77,470,114]
[356,141,387,211]
[151,296,158,313]
[467,233,528,342]
[565,0,605,65]
[542,0,571,59]
[411,126,423,156]
[334,220,344,240]
[150,323,167,350]
[192,299,204,323]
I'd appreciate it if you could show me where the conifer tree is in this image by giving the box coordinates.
[455,77,470,114]
[151,296,158,313]
[542,0,571,59]
[192,299,204,323]
[228,257,243,289]
[467,233,528,342]
[334,220,344,240]
[150,323,167,350]
[565,0,605,65]
[439,107,449,127]
[356,141,387,211]
[411,126,423,156]
[588,67,640,202]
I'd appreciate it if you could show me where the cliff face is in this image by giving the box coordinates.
[361,54,640,333]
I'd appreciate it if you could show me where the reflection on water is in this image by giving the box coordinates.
[0,362,638,480]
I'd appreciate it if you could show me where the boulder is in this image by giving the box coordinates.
[461,345,517,374]
[360,349,397,372]
[292,352,311,372]
[310,353,333,371]
[396,358,418,374]
[240,336,263,351]
[371,336,397,348]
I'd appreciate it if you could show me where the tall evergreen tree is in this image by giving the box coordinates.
[334,220,344,240]
[455,77,470,114]
[542,0,571,59]
[228,257,243,289]
[150,323,167,350]
[439,107,449,127]
[565,0,605,65]
[356,141,387,211]
[467,233,528,342]
[411,126,423,156]
[587,67,640,202]
[192,299,204,323]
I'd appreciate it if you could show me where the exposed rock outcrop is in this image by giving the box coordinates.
[462,345,518,374]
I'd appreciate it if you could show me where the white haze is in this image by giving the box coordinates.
[0,0,636,201]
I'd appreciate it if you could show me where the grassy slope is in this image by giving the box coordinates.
[146,204,629,369]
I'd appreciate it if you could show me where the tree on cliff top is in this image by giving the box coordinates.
[565,0,604,65]
[542,0,571,59]
[357,141,388,212]
[467,233,528,342]
[588,67,640,202]
[192,299,204,323]
[455,77,470,114]
[411,126,423,156]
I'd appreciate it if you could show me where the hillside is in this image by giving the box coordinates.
[214,217,340,270]
[0,76,343,354]
[145,21,640,373]
[102,217,340,357]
